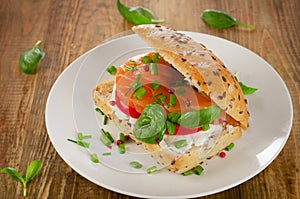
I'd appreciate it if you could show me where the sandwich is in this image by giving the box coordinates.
[93,25,249,173]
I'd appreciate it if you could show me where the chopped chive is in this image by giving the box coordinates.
[90,153,100,163]
[106,65,117,75]
[169,94,176,107]
[183,165,204,176]
[141,56,152,64]
[82,135,92,139]
[173,139,188,149]
[150,63,158,75]
[130,161,143,169]
[158,95,169,108]
[100,134,113,146]
[125,66,134,71]
[101,129,114,142]
[77,132,83,140]
[128,60,136,66]
[151,92,162,98]
[77,140,90,148]
[95,107,104,115]
[167,112,181,123]
[117,133,126,154]
[193,166,204,175]
[158,95,167,101]
[201,124,210,131]
[103,115,108,125]
[102,152,112,156]
[133,87,147,100]
[136,73,141,81]
[225,143,235,151]
[176,87,186,96]
[183,170,194,176]
[67,138,77,144]
[151,53,159,63]
[100,129,114,146]
[170,80,186,87]
[147,166,157,174]
[130,81,143,91]
[118,143,126,154]
[150,80,160,91]
[166,121,175,135]
[130,74,143,91]
[154,98,162,105]
[124,87,131,96]
[77,132,92,140]
[67,134,91,148]
[119,133,125,143]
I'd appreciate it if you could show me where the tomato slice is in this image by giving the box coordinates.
[115,90,140,118]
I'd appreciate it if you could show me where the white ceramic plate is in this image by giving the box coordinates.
[46,32,293,198]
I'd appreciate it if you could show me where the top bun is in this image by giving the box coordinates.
[132,25,248,129]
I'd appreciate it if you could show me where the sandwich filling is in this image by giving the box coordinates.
[109,52,239,150]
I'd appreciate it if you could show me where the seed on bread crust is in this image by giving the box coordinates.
[132,24,248,129]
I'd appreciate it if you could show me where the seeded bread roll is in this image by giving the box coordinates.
[93,78,242,173]
[132,25,248,130]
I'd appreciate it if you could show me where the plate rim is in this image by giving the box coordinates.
[46,31,293,198]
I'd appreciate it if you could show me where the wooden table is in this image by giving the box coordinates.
[0,0,299,198]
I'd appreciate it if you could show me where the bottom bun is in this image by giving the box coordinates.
[93,78,242,173]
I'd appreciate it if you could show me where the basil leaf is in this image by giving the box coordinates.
[19,40,45,74]
[166,121,175,135]
[130,7,155,20]
[133,104,166,144]
[201,9,255,29]
[1,167,24,183]
[178,105,221,129]
[239,82,258,95]
[117,0,164,25]
[25,160,42,183]
[1,160,42,197]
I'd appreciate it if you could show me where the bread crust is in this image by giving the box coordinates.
[132,25,248,129]
[93,78,242,173]
[92,27,248,173]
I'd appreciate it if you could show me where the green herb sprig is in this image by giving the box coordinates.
[117,0,164,25]
[1,160,42,197]
[201,9,255,29]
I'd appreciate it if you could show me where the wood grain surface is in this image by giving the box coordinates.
[0,0,299,198]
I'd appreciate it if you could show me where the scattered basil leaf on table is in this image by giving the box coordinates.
[117,0,164,25]
[201,9,255,29]
[19,40,45,74]
[239,82,258,95]
[1,160,42,197]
